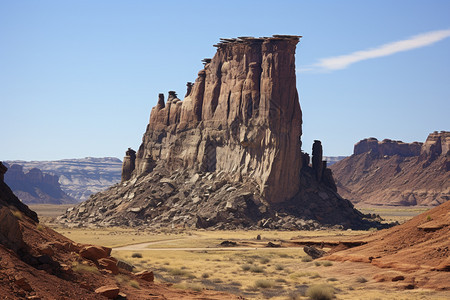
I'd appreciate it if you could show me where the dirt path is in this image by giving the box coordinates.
[112,238,302,251]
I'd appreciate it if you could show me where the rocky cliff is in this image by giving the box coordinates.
[5,157,122,201]
[331,131,450,206]
[3,164,76,204]
[60,36,378,230]
[0,162,237,299]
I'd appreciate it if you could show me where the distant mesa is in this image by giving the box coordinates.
[3,163,76,205]
[331,131,450,206]
[4,157,122,202]
[60,35,381,230]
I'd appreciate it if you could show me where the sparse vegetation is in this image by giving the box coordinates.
[201,273,209,278]
[131,252,143,258]
[249,265,265,273]
[426,215,432,221]
[322,261,333,267]
[129,280,140,289]
[302,255,313,262]
[72,262,99,274]
[254,279,275,289]
[241,264,251,271]
[306,283,334,300]
[259,257,271,264]
[275,264,284,270]
[356,276,368,283]
[36,224,45,231]
[12,210,23,220]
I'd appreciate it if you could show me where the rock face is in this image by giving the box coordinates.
[137,35,302,203]
[326,200,450,290]
[0,163,239,299]
[60,36,378,230]
[331,131,450,206]
[3,164,76,204]
[5,157,122,201]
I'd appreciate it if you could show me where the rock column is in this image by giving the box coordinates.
[121,148,136,182]
[312,140,324,181]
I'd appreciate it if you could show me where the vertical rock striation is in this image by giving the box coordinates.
[136,36,302,203]
[331,131,450,206]
[60,36,376,230]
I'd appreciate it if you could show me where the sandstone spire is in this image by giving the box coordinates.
[60,36,377,230]
[136,35,303,203]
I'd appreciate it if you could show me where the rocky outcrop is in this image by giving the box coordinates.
[137,35,303,203]
[4,164,76,204]
[0,164,238,299]
[354,138,422,157]
[331,131,450,206]
[59,36,380,230]
[5,157,122,201]
[0,162,38,223]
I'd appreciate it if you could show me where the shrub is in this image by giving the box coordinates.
[72,262,100,274]
[278,253,290,258]
[36,224,45,231]
[131,253,143,258]
[306,283,334,300]
[322,261,333,267]
[275,264,284,270]
[129,280,140,289]
[169,268,189,276]
[301,256,313,262]
[241,264,251,271]
[12,210,23,220]
[259,257,271,264]
[314,261,321,266]
[327,278,338,282]
[250,265,265,273]
[426,215,432,221]
[356,276,368,283]
[202,273,209,279]
[254,279,275,289]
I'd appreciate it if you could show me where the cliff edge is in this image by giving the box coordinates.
[331,131,450,206]
[60,36,378,230]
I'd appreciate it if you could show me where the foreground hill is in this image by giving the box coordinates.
[0,161,238,299]
[326,200,450,290]
[60,36,380,230]
[330,131,449,206]
[5,157,122,202]
[3,163,76,204]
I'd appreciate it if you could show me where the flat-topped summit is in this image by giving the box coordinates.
[60,36,378,230]
[331,131,450,206]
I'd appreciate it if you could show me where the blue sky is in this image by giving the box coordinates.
[1,0,449,161]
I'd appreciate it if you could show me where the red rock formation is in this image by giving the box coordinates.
[354,138,422,157]
[331,131,450,206]
[136,35,302,203]
[61,36,376,230]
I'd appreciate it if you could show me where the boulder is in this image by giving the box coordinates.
[135,270,154,282]
[94,285,120,299]
[98,257,119,275]
[303,246,326,259]
[79,245,111,261]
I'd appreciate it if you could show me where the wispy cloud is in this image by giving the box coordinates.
[301,29,450,72]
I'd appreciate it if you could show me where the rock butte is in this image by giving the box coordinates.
[60,36,379,230]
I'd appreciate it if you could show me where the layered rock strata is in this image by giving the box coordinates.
[4,164,76,204]
[331,131,450,206]
[5,157,122,201]
[60,36,378,230]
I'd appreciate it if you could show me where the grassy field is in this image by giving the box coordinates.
[35,204,447,299]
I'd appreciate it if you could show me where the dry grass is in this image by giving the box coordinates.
[72,262,99,274]
[51,225,450,300]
